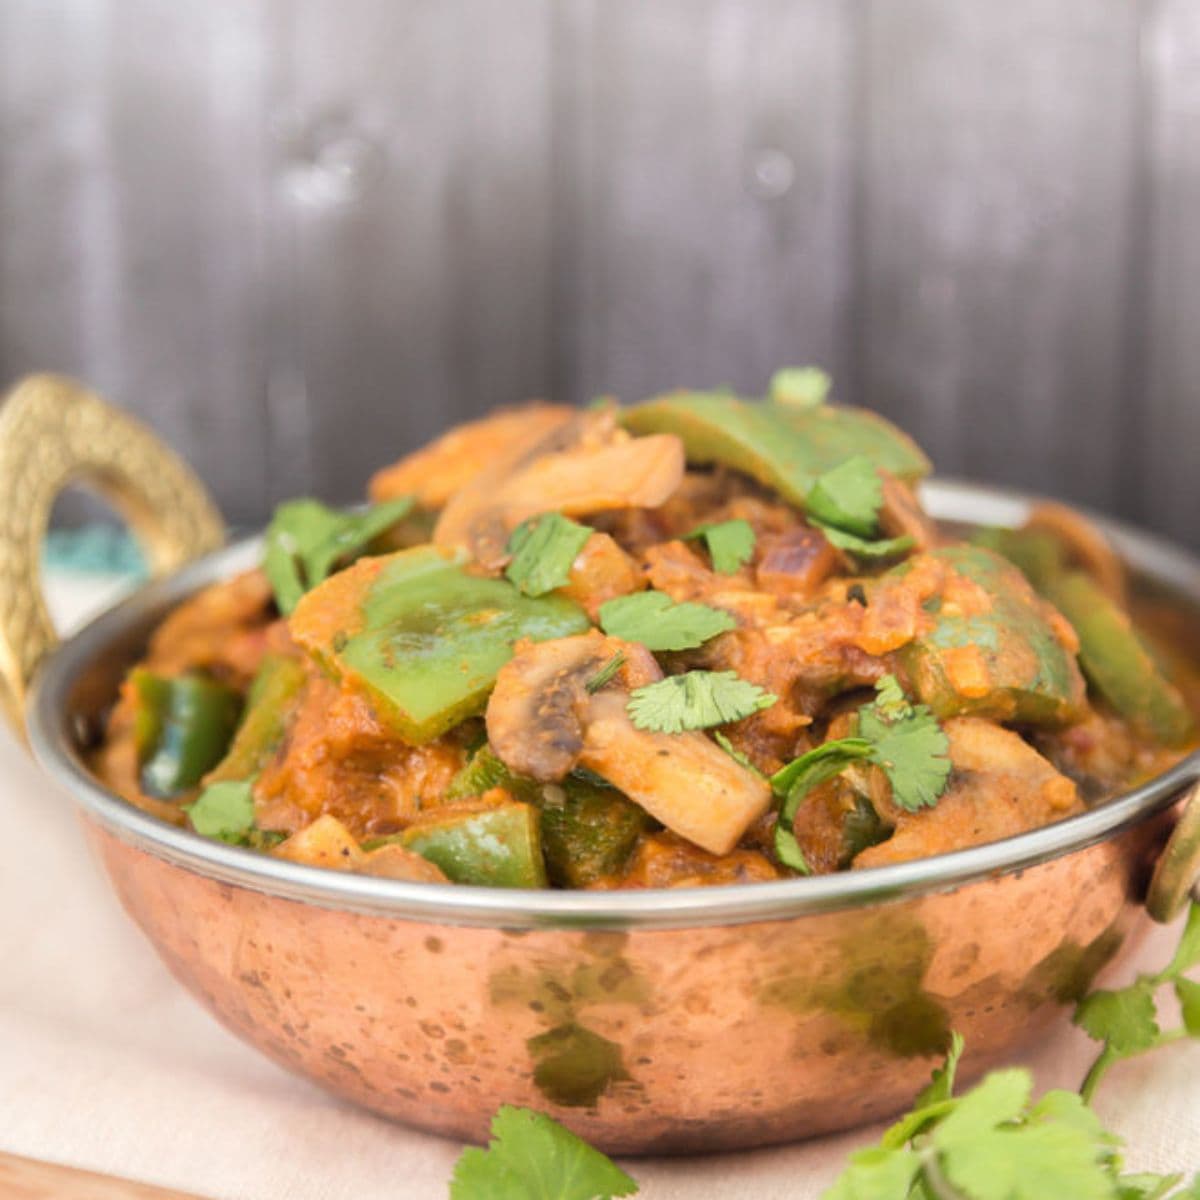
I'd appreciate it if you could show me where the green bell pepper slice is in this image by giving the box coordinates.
[1041,571,1195,746]
[291,544,590,743]
[621,392,930,506]
[132,670,243,798]
[400,801,547,888]
[205,654,308,784]
[895,546,1088,727]
[447,748,648,887]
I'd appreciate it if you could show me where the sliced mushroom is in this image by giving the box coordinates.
[368,405,575,510]
[435,414,685,567]
[1024,501,1126,605]
[486,632,772,856]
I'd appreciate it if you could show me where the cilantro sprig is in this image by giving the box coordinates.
[598,591,734,652]
[770,675,951,872]
[805,456,914,561]
[684,518,756,575]
[264,495,414,614]
[1075,902,1200,1103]
[627,670,776,734]
[450,1105,637,1200]
[506,513,594,597]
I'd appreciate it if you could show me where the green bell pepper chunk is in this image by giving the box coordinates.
[400,802,547,888]
[292,545,590,744]
[132,670,243,797]
[621,392,930,506]
[895,546,1088,727]
[1042,571,1195,746]
[205,654,308,784]
[447,748,649,887]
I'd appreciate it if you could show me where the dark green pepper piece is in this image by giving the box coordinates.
[400,802,547,888]
[621,392,930,506]
[132,670,242,797]
[447,748,648,887]
[290,545,590,743]
[894,546,1088,727]
[205,654,308,784]
[970,526,1066,592]
[1042,571,1196,747]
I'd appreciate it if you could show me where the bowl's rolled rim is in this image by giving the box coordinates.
[27,479,1200,931]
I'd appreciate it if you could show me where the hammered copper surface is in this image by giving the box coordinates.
[91,813,1168,1154]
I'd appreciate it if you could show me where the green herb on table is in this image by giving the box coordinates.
[627,670,776,734]
[1075,902,1200,1103]
[770,675,951,871]
[684,518,756,575]
[506,513,594,597]
[598,591,735,652]
[450,1104,637,1200]
[264,495,415,614]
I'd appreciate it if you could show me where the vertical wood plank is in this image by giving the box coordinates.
[0,1,272,525]
[553,0,856,405]
[1136,0,1200,550]
[857,0,1141,512]
[266,0,554,507]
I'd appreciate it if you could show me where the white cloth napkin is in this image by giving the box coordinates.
[0,573,1196,1199]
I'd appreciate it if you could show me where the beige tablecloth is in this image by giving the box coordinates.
[1,573,1197,1199]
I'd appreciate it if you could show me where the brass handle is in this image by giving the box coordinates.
[1146,780,1200,922]
[0,373,225,733]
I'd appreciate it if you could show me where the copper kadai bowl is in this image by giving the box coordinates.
[4,374,1200,1156]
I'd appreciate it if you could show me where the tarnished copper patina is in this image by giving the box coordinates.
[5,374,1200,1153]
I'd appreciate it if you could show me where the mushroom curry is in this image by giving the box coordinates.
[95,374,1199,889]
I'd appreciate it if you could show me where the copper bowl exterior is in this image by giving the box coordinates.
[21,479,1200,1154]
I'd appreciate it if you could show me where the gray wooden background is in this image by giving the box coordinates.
[2,1,1198,547]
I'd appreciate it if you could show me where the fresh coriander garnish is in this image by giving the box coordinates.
[505,512,593,597]
[627,670,776,734]
[806,455,882,538]
[597,591,735,652]
[450,1104,637,1200]
[264,495,414,614]
[713,730,765,777]
[585,652,626,694]
[768,365,832,409]
[804,456,914,561]
[184,779,256,844]
[1075,902,1200,1102]
[770,675,951,870]
[684,518,756,575]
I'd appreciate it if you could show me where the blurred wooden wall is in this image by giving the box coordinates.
[1,0,1198,546]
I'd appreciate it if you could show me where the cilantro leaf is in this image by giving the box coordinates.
[264,496,414,614]
[857,697,951,813]
[598,591,735,652]
[506,514,593,597]
[820,1146,921,1200]
[1164,902,1200,978]
[585,653,626,694]
[713,731,765,777]
[915,1030,965,1110]
[1174,977,1200,1037]
[685,519,756,575]
[626,670,776,734]
[1074,985,1160,1057]
[184,779,256,844]
[813,522,915,560]
[806,456,883,538]
[449,1106,637,1200]
[769,365,832,409]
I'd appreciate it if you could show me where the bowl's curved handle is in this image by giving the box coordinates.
[1146,780,1200,922]
[0,374,225,735]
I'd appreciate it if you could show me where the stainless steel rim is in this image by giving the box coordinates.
[27,479,1200,931]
